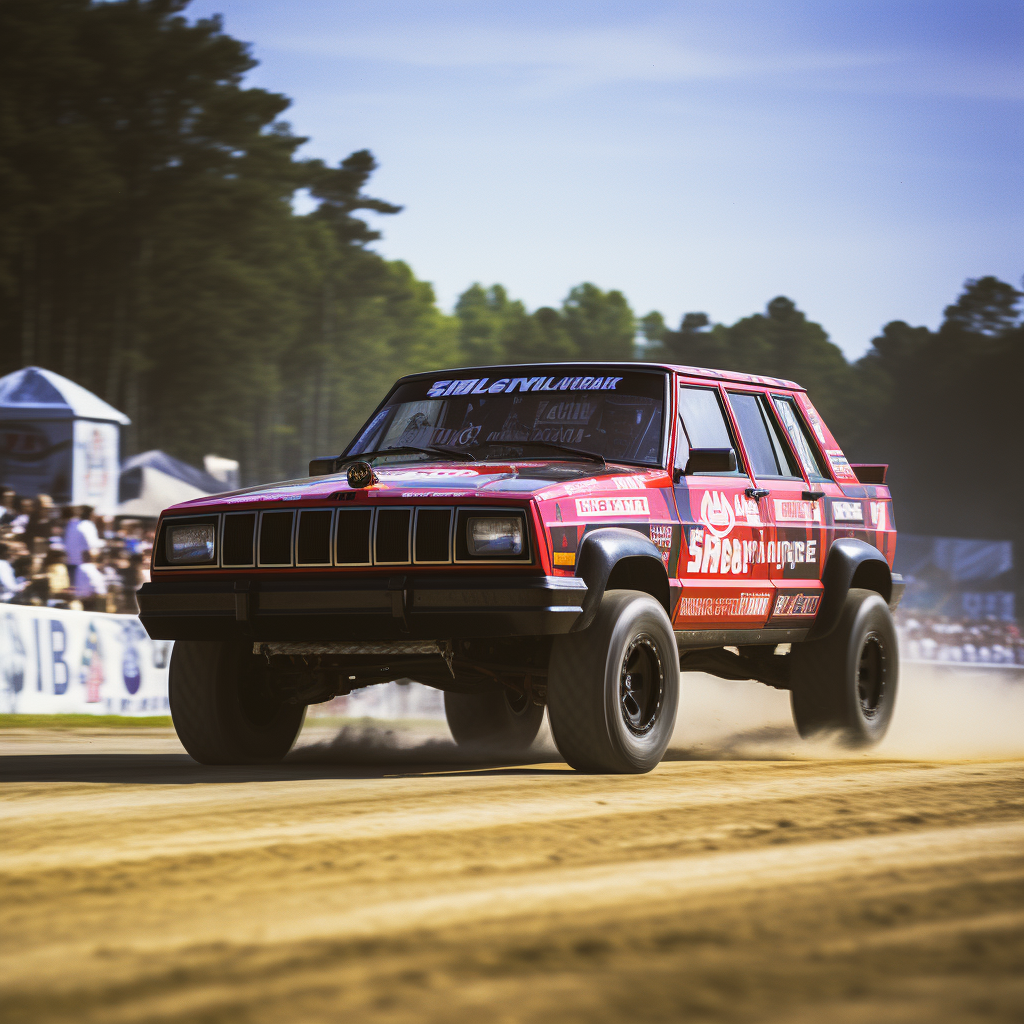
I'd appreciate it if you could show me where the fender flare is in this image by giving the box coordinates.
[806,537,893,641]
[572,528,670,632]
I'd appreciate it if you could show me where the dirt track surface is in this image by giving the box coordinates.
[2,671,1024,1024]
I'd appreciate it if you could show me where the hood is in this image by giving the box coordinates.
[162,460,662,513]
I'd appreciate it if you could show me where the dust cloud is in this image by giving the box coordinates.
[293,662,1024,766]
[291,721,561,765]
[669,663,1024,762]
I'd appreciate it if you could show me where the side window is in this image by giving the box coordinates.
[771,395,831,482]
[676,386,743,475]
[727,391,801,479]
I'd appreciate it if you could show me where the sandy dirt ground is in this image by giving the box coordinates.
[1,665,1023,1024]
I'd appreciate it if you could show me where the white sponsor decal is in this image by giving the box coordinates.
[826,448,855,479]
[870,500,888,529]
[832,500,863,522]
[650,523,673,567]
[563,479,596,496]
[613,475,646,490]
[774,498,822,524]
[700,490,735,537]
[575,496,649,517]
[383,469,478,480]
[678,592,772,618]
[426,375,623,398]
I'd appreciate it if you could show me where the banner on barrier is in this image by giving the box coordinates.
[0,605,171,715]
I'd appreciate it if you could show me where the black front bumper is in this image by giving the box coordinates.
[138,574,587,642]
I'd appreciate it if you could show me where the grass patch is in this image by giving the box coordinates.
[0,714,173,729]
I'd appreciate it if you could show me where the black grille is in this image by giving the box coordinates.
[414,508,452,562]
[258,511,295,565]
[375,508,411,564]
[296,510,333,565]
[221,513,256,567]
[335,508,372,564]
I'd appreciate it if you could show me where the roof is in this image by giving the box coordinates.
[0,366,131,423]
[120,450,225,496]
[396,361,803,391]
[665,364,803,391]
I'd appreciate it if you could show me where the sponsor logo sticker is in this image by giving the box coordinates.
[613,475,645,491]
[832,500,863,522]
[700,490,735,537]
[678,592,772,618]
[575,496,649,517]
[773,593,822,617]
[426,375,623,398]
[870,501,888,529]
[825,449,856,479]
[774,498,822,523]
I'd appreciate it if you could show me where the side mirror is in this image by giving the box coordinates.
[684,447,737,475]
[309,456,339,477]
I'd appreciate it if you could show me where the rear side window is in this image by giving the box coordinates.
[677,386,743,475]
[727,391,801,479]
[771,395,831,482]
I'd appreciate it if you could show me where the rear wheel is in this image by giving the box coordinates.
[169,640,306,764]
[547,590,679,773]
[444,689,544,752]
[790,588,898,747]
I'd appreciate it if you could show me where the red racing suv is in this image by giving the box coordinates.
[139,362,903,772]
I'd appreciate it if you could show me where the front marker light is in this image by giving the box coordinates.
[166,523,216,564]
[467,516,524,557]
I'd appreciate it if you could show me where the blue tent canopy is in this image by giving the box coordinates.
[0,366,130,424]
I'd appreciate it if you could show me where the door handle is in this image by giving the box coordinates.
[802,490,826,501]
[745,487,770,499]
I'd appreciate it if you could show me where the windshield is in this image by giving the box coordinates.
[348,368,668,466]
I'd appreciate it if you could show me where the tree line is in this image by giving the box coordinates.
[2,1,1021,555]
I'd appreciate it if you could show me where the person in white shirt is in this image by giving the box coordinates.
[64,506,101,567]
[73,549,108,601]
[0,542,19,601]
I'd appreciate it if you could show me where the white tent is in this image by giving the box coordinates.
[0,366,129,512]
[117,450,226,518]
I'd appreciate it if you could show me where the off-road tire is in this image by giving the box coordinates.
[547,590,679,773]
[444,689,544,752]
[169,640,306,764]
[790,588,898,747]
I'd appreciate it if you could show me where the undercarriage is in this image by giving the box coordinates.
[252,635,795,709]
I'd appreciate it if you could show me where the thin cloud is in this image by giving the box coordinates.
[273,26,894,92]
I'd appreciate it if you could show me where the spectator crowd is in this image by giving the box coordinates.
[0,488,153,612]
[898,613,1023,667]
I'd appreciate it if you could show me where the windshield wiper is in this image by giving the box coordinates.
[339,445,475,464]
[473,440,606,467]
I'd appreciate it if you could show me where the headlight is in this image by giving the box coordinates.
[166,523,216,564]
[467,516,524,557]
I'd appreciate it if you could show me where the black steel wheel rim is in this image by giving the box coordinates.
[619,633,664,735]
[857,632,887,720]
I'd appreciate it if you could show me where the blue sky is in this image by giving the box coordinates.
[188,0,1023,359]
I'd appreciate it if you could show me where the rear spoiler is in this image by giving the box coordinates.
[851,463,887,484]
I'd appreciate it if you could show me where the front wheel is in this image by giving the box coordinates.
[444,689,544,753]
[169,640,306,764]
[546,590,679,773]
[790,588,898,747]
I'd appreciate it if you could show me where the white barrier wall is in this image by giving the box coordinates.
[0,605,171,715]
[0,606,447,720]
